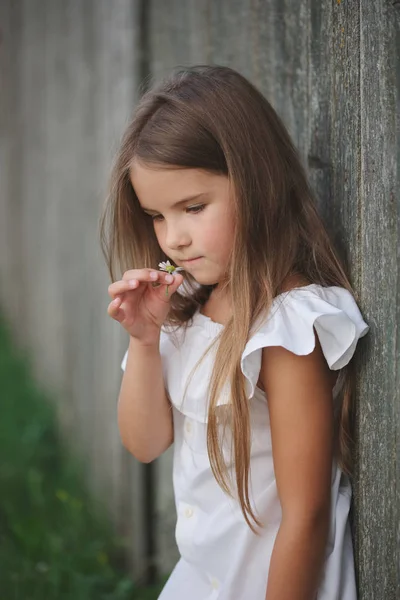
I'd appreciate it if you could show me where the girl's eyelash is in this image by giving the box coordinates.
[186,204,206,214]
[150,204,206,221]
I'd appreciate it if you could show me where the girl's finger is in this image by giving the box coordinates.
[122,268,182,286]
[107,296,123,319]
[157,272,184,299]
[109,270,183,298]
[121,268,166,285]
[108,279,139,297]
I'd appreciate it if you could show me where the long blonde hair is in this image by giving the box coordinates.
[100,65,358,531]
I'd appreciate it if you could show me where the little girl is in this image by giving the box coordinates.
[101,65,369,600]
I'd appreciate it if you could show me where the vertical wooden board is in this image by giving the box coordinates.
[40,0,62,397]
[63,0,111,475]
[41,0,76,399]
[17,0,46,365]
[307,2,334,218]
[42,0,78,435]
[308,1,361,262]
[92,0,150,578]
[0,0,25,328]
[206,0,258,82]
[0,0,12,303]
[395,5,400,596]
[329,2,362,280]
[1,2,27,332]
[91,0,145,565]
[249,0,279,103]
[255,0,311,159]
[356,2,399,598]
[59,0,103,494]
[52,0,86,451]
[149,0,210,81]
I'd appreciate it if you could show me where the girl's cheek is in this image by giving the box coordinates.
[153,225,165,248]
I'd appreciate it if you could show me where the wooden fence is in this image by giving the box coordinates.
[0,1,398,597]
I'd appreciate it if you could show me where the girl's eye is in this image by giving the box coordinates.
[149,204,205,221]
[187,204,205,214]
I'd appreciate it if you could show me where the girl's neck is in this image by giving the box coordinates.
[200,285,231,325]
[200,274,311,326]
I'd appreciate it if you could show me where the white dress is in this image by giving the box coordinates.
[121,284,369,600]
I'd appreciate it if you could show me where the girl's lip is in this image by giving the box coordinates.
[182,256,202,263]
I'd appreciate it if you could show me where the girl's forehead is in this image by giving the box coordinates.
[130,161,221,186]
[129,161,230,207]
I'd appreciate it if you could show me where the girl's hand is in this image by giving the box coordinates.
[107,268,184,345]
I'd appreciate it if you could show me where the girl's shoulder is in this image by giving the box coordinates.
[250,282,370,369]
[266,281,368,341]
[240,282,370,399]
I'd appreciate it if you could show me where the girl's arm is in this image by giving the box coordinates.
[260,332,334,600]
[108,268,182,463]
[118,335,173,463]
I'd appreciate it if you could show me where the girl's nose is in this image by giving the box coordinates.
[165,223,191,249]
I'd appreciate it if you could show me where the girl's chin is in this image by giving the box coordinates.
[192,276,220,286]
[183,263,223,286]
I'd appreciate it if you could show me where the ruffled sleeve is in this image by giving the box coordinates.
[240,284,369,400]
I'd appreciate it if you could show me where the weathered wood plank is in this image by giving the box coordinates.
[355,2,399,598]
[307,2,334,218]
[0,0,23,326]
[18,0,50,385]
[91,0,148,577]
[149,0,210,80]
[206,0,258,82]
[329,2,362,279]
[255,0,311,158]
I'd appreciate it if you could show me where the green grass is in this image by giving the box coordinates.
[0,318,166,600]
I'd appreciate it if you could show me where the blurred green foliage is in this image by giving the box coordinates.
[0,318,165,599]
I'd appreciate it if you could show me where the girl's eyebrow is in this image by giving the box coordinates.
[141,192,206,213]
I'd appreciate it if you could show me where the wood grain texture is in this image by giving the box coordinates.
[355,2,399,599]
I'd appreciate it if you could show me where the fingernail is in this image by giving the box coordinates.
[128,279,138,287]
[165,274,173,283]
[150,272,158,280]
[113,297,120,305]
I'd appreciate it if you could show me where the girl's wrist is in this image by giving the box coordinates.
[128,333,161,352]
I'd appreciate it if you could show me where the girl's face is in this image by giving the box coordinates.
[130,161,236,286]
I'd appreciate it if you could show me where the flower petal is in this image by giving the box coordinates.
[158,260,184,274]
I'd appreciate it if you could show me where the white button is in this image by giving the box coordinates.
[184,507,194,518]
[185,421,192,434]
[210,577,219,590]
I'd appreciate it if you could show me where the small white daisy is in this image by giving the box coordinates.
[158,260,184,295]
[158,260,184,275]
